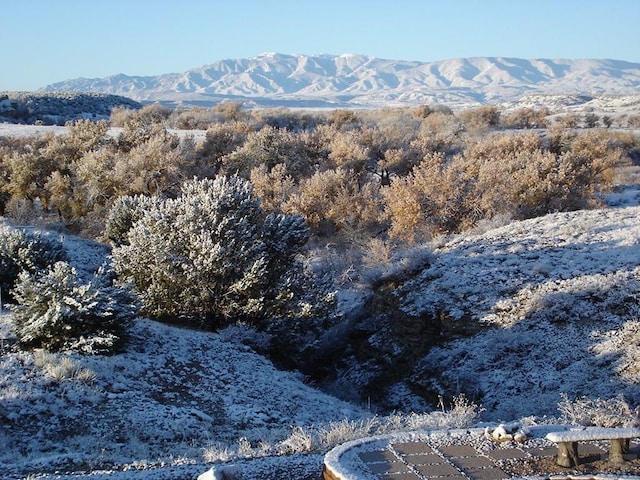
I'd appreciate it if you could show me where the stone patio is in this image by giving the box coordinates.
[323,427,640,480]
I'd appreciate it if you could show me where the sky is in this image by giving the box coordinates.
[2,0,639,91]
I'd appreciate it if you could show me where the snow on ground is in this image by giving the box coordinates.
[4,198,640,478]
[0,124,68,137]
[0,123,208,142]
[0,228,366,479]
[2,123,640,477]
[0,313,365,479]
[399,201,640,421]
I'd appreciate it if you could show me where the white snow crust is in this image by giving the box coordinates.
[546,426,640,443]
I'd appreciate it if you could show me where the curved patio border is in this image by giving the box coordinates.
[323,426,640,480]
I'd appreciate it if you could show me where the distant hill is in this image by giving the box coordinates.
[0,92,141,124]
[40,53,640,108]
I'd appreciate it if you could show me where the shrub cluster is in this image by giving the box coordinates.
[0,92,141,125]
[383,137,620,241]
[110,176,319,328]
[558,393,639,427]
[0,224,135,353]
[0,103,633,246]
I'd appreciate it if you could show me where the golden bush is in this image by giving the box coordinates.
[285,169,384,239]
[458,105,501,133]
[221,125,314,178]
[249,163,295,213]
[501,107,548,129]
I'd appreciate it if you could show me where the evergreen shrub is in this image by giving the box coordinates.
[0,226,66,302]
[111,176,314,327]
[10,262,137,353]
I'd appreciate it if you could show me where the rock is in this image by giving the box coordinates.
[492,425,514,442]
[198,465,242,480]
[484,422,529,443]
[198,467,223,480]
[513,430,528,443]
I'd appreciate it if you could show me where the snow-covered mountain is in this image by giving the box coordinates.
[40,53,640,108]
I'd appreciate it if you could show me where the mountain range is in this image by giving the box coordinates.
[41,53,640,108]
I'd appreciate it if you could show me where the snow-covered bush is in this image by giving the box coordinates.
[104,194,162,245]
[10,261,137,353]
[221,125,314,178]
[0,226,66,301]
[273,395,481,455]
[317,417,382,450]
[111,176,313,327]
[401,394,482,430]
[558,393,639,427]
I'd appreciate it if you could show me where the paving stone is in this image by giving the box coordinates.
[414,462,462,476]
[450,456,496,469]
[463,467,510,480]
[403,453,446,465]
[437,445,478,457]
[392,442,435,455]
[365,461,410,475]
[521,446,557,458]
[414,475,466,480]
[359,450,400,463]
[486,448,527,460]
[579,442,607,455]
[378,473,423,480]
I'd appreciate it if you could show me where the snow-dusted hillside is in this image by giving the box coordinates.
[394,203,640,421]
[40,54,640,108]
[2,189,640,478]
[0,92,141,125]
[0,228,366,479]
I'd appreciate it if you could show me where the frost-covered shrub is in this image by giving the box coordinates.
[104,194,163,245]
[10,261,136,353]
[317,417,381,449]
[111,176,313,327]
[0,226,66,301]
[3,197,37,225]
[558,393,639,427]
[221,125,314,178]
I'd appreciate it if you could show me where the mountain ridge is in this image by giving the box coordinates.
[40,53,640,108]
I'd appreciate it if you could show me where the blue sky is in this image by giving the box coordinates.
[3,0,639,91]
